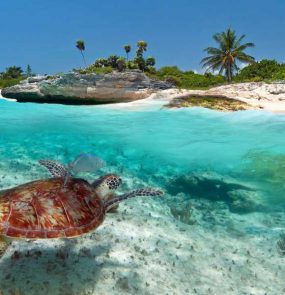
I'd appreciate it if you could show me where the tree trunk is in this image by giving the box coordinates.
[226,64,232,83]
[80,50,87,68]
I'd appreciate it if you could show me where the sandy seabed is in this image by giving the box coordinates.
[0,94,285,295]
[0,172,284,295]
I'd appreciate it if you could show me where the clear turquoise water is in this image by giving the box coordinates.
[1,99,285,208]
[2,98,285,294]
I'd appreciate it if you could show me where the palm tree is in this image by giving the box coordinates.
[137,41,147,56]
[76,40,87,67]
[201,28,255,82]
[124,45,131,61]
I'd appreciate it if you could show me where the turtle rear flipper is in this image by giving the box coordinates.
[104,188,163,212]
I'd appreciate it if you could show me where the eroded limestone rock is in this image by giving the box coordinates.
[1,71,172,105]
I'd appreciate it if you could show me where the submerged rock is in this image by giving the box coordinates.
[165,173,266,214]
[1,71,173,105]
[227,189,265,213]
[166,95,251,111]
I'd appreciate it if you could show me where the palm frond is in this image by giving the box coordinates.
[201,28,255,82]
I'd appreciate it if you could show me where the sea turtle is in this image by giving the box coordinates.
[0,159,163,257]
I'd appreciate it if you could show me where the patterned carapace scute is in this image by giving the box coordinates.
[39,160,70,178]
[0,178,104,239]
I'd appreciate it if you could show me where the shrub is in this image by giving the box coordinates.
[235,59,285,81]
[145,56,156,67]
[107,55,120,68]
[1,66,23,79]
[126,61,138,70]
[0,66,25,88]
[134,56,146,71]
[117,58,126,72]
[94,58,109,68]
[0,77,24,88]
[147,66,225,89]
[79,65,114,74]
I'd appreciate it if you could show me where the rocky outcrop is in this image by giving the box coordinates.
[165,172,266,214]
[1,71,173,105]
[163,82,285,112]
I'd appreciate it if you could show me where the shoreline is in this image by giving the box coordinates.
[2,81,285,113]
[100,87,285,113]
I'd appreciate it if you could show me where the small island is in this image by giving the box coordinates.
[1,30,285,112]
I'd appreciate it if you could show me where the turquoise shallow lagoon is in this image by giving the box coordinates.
[1,98,285,294]
[1,99,285,206]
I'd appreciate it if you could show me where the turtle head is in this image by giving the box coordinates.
[92,174,122,201]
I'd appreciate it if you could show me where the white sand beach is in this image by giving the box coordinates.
[103,82,285,113]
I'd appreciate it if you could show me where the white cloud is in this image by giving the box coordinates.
[239,62,248,69]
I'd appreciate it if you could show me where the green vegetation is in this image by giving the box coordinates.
[201,28,255,82]
[0,77,23,88]
[79,65,114,75]
[2,29,285,93]
[26,64,33,77]
[235,59,285,82]
[76,40,87,67]
[1,66,23,79]
[146,66,225,89]
[75,31,284,90]
[124,44,131,61]
[78,40,156,74]
[0,66,27,88]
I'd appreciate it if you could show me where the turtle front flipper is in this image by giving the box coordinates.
[0,235,10,259]
[39,160,71,178]
[104,188,163,212]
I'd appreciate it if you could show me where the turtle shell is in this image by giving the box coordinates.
[0,178,105,239]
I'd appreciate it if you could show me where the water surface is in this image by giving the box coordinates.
[1,99,285,206]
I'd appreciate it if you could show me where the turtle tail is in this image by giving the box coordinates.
[104,188,163,212]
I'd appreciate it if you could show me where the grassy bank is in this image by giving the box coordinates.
[0,77,24,89]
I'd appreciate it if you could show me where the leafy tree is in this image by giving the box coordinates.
[137,41,147,53]
[136,41,148,58]
[2,66,23,79]
[134,56,146,71]
[126,60,138,70]
[26,65,33,77]
[201,28,255,82]
[124,45,131,61]
[117,57,126,72]
[146,66,225,89]
[235,59,281,80]
[133,41,148,71]
[107,55,120,68]
[76,40,87,67]
[146,56,156,67]
[94,58,109,68]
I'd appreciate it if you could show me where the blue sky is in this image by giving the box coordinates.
[0,0,284,74]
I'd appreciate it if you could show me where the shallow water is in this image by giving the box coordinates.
[1,99,285,294]
[1,99,285,204]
